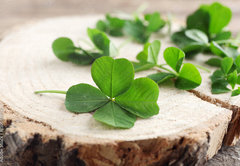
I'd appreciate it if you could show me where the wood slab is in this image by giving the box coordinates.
[185,54,240,146]
[1,16,236,166]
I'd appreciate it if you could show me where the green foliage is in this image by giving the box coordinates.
[96,14,125,36]
[36,56,159,128]
[186,7,210,34]
[232,87,240,96]
[91,56,134,98]
[207,2,232,34]
[52,37,95,65]
[136,40,161,64]
[175,63,202,90]
[210,56,240,96]
[133,40,161,72]
[212,31,231,41]
[171,30,205,55]
[145,12,166,32]
[93,102,136,128]
[123,19,150,44]
[65,84,109,113]
[96,11,166,44]
[205,58,221,67]
[185,29,208,44]
[172,2,239,60]
[163,47,185,72]
[221,57,233,75]
[39,2,240,132]
[133,41,202,90]
[147,72,175,84]
[52,29,118,65]
[187,2,231,35]
[132,62,155,72]
[87,28,118,57]
[115,78,160,118]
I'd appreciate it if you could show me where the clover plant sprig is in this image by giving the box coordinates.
[52,28,118,65]
[171,2,240,60]
[210,55,240,96]
[132,40,202,90]
[35,56,159,128]
[96,11,166,44]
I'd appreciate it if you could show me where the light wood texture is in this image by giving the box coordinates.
[1,16,234,165]
[186,54,240,146]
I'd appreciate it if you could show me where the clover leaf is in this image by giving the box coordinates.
[221,57,233,75]
[186,6,209,34]
[52,29,118,65]
[123,19,150,44]
[87,28,118,57]
[187,2,231,36]
[132,42,202,90]
[91,56,134,98]
[35,56,159,128]
[96,11,166,44]
[145,12,166,32]
[136,40,161,64]
[147,72,175,84]
[96,14,125,37]
[134,40,161,72]
[185,29,208,44]
[207,2,232,34]
[227,70,238,89]
[211,80,231,94]
[172,2,239,60]
[93,101,136,128]
[175,63,202,90]
[232,87,240,97]
[52,37,95,65]
[163,47,185,72]
[171,30,205,56]
[65,84,109,113]
[210,56,240,96]
[115,78,159,118]
[205,57,221,67]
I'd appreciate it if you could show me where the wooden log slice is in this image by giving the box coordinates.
[1,15,235,166]
[187,54,240,146]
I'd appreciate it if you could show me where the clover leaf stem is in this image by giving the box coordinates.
[214,39,240,45]
[77,38,95,48]
[156,64,178,76]
[34,90,67,94]
[185,63,211,73]
[75,47,95,59]
[118,38,133,50]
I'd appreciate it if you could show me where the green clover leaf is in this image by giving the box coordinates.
[93,102,136,129]
[147,72,175,84]
[91,56,134,98]
[36,56,159,128]
[163,47,185,72]
[87,28,118,57]
[175,63,202,90]
[221,57,233,75]
[52,29,119,66]
[65,84,109,113]
[52,37,95,65]
[115,78,159,118]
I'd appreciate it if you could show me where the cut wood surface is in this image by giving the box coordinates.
[1,15,239,166]
[186,54,240,146]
